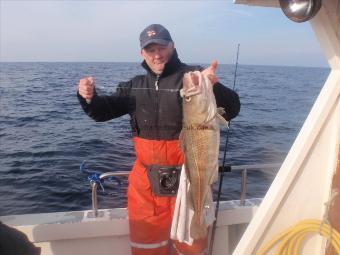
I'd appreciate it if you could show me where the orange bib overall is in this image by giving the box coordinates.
[127,137,207,255]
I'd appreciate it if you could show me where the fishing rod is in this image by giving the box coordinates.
[208,43,240,255]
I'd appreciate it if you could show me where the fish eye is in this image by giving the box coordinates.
[185,96,191,102]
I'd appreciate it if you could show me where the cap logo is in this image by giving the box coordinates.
[147,30,156,37]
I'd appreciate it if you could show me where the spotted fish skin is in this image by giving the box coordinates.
[180,71,221,239]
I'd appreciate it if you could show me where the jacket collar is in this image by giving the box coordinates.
[141,49,182,77]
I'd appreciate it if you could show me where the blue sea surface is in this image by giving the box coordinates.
[0,62,329,216]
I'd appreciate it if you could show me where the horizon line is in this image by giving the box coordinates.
[0,61,329,69]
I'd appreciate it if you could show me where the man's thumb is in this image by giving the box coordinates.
[210,60,218,72]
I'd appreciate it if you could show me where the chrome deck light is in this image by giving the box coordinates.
[279,0,322,22]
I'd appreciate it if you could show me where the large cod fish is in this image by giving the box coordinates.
[180,71,227,239]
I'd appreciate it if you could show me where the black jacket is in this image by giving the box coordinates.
[78,50,240,140]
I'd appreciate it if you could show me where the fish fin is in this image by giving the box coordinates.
[190,213,208,239]
[216,113,229,127]
[216,107,229,126]
[208,164,219,185]
[217,107,225,115]
[211,168,219,184]
[203,190,216,226]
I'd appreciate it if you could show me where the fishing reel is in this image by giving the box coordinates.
[279,0,322,22]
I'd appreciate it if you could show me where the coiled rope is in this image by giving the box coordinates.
[256,219,340,255]
[257,191,340,255]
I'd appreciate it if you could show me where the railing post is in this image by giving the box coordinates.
[91,182,98,217]
[240,169,248,206]
[88,171,130,218]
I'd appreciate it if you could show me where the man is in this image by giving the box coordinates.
[78,24,240,255]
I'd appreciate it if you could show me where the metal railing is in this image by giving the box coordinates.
[230,163,281,206]
[84,163,281,218]
[89,171,130,217]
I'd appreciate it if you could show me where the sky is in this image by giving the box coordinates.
[0,0,328,67]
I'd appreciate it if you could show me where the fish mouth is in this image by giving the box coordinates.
[180,86,202,101]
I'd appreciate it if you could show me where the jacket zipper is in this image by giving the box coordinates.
[155,75,160,91]
[154,75,160,138]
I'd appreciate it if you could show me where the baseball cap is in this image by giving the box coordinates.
[139,24,173,49]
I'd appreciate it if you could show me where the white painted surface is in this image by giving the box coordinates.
[233,70,339,254]
[0,199,260,255]
[310,2,340,69]
[233,0,340,254]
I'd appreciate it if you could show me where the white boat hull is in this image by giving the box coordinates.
[0,199,261,255]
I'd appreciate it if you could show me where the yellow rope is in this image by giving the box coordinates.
[256,219,340,255]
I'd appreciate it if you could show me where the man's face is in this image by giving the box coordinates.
[141,42,174,75]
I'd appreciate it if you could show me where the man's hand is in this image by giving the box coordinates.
[78,76,95,103]
[202,60,219,85]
